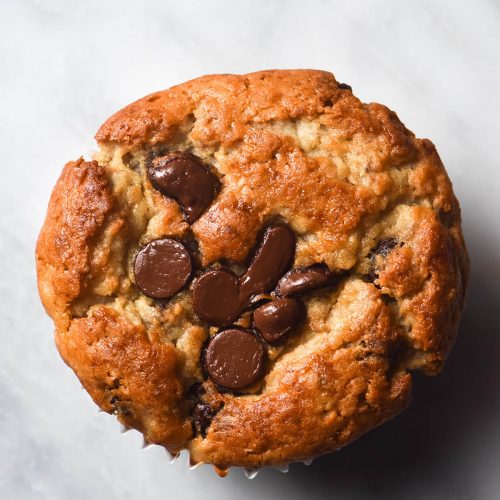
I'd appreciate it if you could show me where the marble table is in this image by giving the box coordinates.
[1,0,499,498]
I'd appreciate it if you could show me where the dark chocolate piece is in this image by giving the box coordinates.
[191,401,221,438]
[253,298,305,344]
[133,238,192,299]
[239,224,295,304]
[369,238,399,281]
[204,329,266,390]
[192,224,295,325]
[148,152,219,223]
[275,264,334,297]
[338,83,352,90]
[372,238,398,257]
[192,269,241,327]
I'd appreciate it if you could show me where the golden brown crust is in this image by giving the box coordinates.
[96,70,338,149]
[36,159,113,331]
[37,70,468,472]
[56,307,191,451]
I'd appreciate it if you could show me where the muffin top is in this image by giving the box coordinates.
[36,70,468,474]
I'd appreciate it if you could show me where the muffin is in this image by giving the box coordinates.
[36,69,468,475]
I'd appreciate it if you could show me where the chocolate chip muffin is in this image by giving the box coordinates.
[36,70,468,475]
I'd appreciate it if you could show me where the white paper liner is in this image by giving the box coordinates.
[119,423,131,434]
[244,468,260,479]
[273,463,290,473]
[141,438,155,450]
[101,409,317,477]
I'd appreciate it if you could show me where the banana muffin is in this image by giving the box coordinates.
[36,69,468,475]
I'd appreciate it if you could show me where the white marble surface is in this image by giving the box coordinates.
[1,0,499,499]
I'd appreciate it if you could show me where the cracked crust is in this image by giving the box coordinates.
[36,70,468,472]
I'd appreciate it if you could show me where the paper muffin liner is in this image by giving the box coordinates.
[163,439,315,478]
[97,409,315,478]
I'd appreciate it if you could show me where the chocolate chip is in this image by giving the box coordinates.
[191,401,223,438]
[188,382,205,399]
[204,329,266,390]
[134,238,192,299]
[338,83,352,90]
[192,269,241,327]
[275,264,335,297]
[372,238,398,257]
[369,238,398,282]
[239,224,295,304]
[192,224,295,326]
[148,152,219,224]
[253,298,305,344]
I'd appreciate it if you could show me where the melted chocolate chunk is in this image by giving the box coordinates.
[188,381,205,399]
[191,401,223,438]
[192,224,295,325]
[372,238,397,257]
[148,152,219,224]
[275,264,335,297]
[239,224,295,304]
[369,238,399,281]
[338,83,352,90]
[192,269,241,327]
[204,329,266,390]
[134,238,192,299]
[253,298,305,344]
